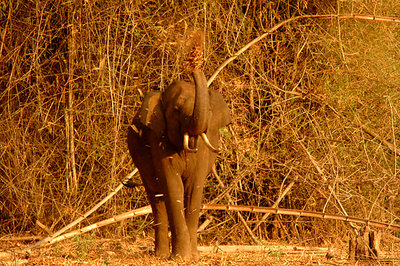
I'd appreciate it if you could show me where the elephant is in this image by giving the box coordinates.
[126,69,231,259]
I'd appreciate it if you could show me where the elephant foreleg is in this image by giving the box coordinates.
[184,176,207,260]
[165,190,192,258]
[161,167,192,258]
[150,195,169,257]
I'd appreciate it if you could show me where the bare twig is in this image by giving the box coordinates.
[197,215,214,232]
[0,0,12,60]
[35,220,53,236]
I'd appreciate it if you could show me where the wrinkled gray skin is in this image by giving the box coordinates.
[126,70,231,260]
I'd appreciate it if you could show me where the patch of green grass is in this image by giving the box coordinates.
[267,249,283,258]
[72,234,95,258]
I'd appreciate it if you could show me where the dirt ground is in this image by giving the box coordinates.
[2,236,396,265]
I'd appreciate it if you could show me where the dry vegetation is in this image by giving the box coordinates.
[1,0,400,263]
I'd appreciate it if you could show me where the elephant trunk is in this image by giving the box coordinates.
[189,70,209,135]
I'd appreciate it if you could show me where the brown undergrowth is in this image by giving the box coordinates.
[1,0,400,258]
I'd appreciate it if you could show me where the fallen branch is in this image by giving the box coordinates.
[203,204,400,232]
[0,236,42,241]
[28,168,138,250]
[208,13,400,87]
[32,203,400,248]
[198,244,330,254]
[38,205,152,248]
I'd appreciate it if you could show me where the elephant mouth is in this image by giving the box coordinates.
[183,132,219,153]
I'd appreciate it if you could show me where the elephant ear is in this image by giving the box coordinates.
[139,91,165,138]
[210,90,231,128]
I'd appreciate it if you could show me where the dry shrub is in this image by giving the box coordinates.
[1,0,400,250]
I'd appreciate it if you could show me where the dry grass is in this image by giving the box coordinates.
[0,237,352,265]
[1,0,400,260]
[3,236,400,265]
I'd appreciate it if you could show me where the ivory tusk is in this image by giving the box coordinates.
[184,132,198,152]
[201,133,219,153]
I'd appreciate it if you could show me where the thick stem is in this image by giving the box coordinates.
[189,70,209,135]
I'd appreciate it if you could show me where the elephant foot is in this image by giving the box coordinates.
[154,244,170,258]
[191,250,200,261]
[170,254,197,262]
[154,252,170,259]
[169,250,200,261]
[155,250,170,258]
[170,248,192,261]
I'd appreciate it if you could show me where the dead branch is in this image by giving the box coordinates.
[0,236,42,241]
[197,215,214,232]
[39,205,151,248]
[31,203,400,249]
[198,244,330,255]
[203,204,400,232]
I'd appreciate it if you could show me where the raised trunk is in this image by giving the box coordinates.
[189,70,209,135]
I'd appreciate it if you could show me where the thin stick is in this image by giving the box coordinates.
[66,3,78,193]
[0,0,11,60]
[28,168,138,250]
[207,14,400,87]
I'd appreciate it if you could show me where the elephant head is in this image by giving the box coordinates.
[138,70,230,152]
